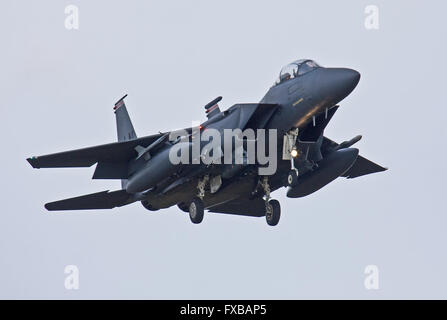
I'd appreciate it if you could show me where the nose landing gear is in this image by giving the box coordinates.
[287,162,299,187]
[283,128,300,187]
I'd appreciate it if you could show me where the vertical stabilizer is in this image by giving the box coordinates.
[114,94,137,142]
[113,94,136,188]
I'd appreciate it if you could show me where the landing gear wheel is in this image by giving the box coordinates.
[287,169,299,187]
[177,202,189,213]
[265,199,280,226]
[189,197,204,224]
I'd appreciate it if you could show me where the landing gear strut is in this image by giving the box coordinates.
[197,175,209,199]
[260,176,281,226]
[187,175,209,224]
[283,129,299,187]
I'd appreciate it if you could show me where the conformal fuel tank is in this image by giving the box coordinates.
[126,142,192,193]
[287,148,359,198]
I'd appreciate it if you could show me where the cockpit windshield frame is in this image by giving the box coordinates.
[275,59,321,85]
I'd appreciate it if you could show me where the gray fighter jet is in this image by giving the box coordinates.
[27,59,386,226]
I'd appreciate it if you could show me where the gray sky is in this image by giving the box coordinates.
[1,0,446,299]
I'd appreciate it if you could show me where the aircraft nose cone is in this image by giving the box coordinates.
[342,67,360,82]
[339,68,361,93]
[319,68,361,104]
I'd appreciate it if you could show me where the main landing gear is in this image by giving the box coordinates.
[187,175,208,224]
[184,175,282,226]
[189,197,204,224]
[265,199,281,226]
[260,176,281,226]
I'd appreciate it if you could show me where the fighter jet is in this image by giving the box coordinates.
[27,59,386,226]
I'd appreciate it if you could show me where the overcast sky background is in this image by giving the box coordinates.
[1,0,446,299]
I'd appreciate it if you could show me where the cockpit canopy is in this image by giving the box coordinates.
[275,59,321,85]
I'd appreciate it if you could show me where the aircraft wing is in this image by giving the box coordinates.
[207,197,266,217]
[27,133,164,168]
[322,136,387,179]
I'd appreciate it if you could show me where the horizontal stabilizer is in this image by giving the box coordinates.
[45,190,131,211]
[27,133,163,169]
[92,162,129,179]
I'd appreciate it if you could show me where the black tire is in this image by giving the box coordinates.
[177,202,189,213]
[266,199,280,226]
[189,197,204,224]
[141,200,158,211]
[287,169,299,187]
